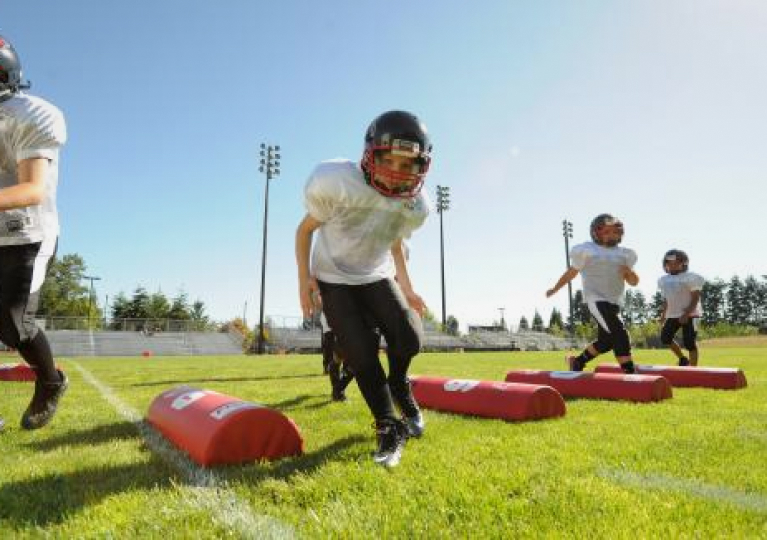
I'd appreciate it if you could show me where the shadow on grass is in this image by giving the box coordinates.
[131,373,323,387]
[1,432,369,529]
[0,460,175,528]
[22,421,137,452]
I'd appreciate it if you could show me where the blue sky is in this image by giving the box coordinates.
[4,1,766,330]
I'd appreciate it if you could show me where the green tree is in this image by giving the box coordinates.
[531,311,544,332]
[742,276,762,326]
[649,290,665,320]
[146,291,170,319]
[548,307,564,333]
[701,279,726,325]
[168,291,191,320]
[518,316,529,331]
[38,254,93,317]
[571,290,591,325]
[445,315,459,336]
[726,276,748,325]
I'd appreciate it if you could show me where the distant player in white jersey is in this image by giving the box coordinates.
[296,110,430,468]
[0,35,68,433]
[658,249,704,366]
[546,214,640,374]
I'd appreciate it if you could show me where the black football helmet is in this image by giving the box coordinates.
[590,213,624,247]
[361,110,432,198]
[0,35,30,102]
[663,249,689,274]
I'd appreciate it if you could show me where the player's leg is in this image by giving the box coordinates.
[0,241,68,430]
[660,319,688,365]
[361,279,425,437]
[321,331,334,374]
[318,281,407,467]
[568,302,613,371]
[591,301,635,373]
[681,318,699,366]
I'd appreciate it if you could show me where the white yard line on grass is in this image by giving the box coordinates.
[72,361,296,540]
[600,468,767,513]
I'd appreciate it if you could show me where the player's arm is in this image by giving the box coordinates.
[659,299,668,323]
[295,214,322,319]
[546,267,579,298]
[0,157,48,211]
[680,290,701,323]
[621,266,639,286]
[391,238,425,316]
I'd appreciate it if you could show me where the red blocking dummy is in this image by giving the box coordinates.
[410,375,565,421]
[147,386,304,466]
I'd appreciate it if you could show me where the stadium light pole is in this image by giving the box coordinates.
[498,307,506,330]
[256,143,281,355]
[436,185,450,329]
[83,275,101,328]
[562,219,574,335]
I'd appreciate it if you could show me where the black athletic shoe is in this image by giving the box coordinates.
[390,378,425,438]
[0,416,5,433]
[21,370,69,430]
[373,419,408,468]
[567,356,585,372]
[678,357,690,367]
[331,388,347,402]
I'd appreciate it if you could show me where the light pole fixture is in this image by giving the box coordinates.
[436,185,450,330]
[83,275,101,327]
[256,143,280,354]
[562,219,574,334]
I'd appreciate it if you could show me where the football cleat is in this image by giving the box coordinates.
[0,416,5,432]
[373,418,408,468]
[678,357,690,367]
[390,378,425,437]
[567,356,585,372]
[21,370,68,430]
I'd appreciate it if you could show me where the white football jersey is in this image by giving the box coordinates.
[570,241,638,305]
[0,92,66,246]
[304,159,430,285]
[658,271,705,318]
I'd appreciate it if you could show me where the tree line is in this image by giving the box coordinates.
[37,253,211,326]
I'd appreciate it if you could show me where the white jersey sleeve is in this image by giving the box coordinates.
[683,272,705,291]
[624,248,638,268]
[304,161,344,223]
[10,96,67,162]
[570,243,590,270]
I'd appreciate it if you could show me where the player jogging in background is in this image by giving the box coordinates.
[296,110,430,468]
[658,249,705,366]
[546,214,640,374]
[0,35,68,432]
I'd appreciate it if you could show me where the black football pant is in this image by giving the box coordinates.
[318,278,422,422]
[0,240,59,382]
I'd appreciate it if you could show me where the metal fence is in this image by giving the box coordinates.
[39,317,214,333]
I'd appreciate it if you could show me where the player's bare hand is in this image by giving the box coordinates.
[299,277,320,319]
[404,290,426,317]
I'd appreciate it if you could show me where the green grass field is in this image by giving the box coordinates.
[1,348,766,539]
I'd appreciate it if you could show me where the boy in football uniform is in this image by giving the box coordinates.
[296,110,430,467]
[546,214,640,374]
[0,35,68,432]
[658,249,704,366]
